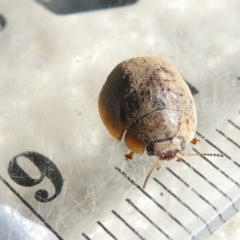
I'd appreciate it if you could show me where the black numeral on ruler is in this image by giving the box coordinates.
[0,152,64,240]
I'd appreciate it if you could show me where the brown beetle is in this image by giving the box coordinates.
[99,57,222,188]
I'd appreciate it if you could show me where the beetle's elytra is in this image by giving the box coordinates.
[99,57,197,159]
[99,57,223,188]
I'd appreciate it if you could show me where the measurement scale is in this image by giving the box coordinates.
[0,0,240,239]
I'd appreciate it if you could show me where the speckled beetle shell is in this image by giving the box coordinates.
[98,57,197,160]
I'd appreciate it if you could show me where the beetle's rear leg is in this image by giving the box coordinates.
[176,156,182,162]
[191,138,200,145]
[125,151,134,160]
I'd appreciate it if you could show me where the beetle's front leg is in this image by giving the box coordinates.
[125,151,134,160]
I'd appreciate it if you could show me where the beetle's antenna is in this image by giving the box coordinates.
[179,152,224,157]
[143,157,160,189]
[189,139,224,156]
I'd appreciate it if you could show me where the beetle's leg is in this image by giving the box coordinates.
[190,138,200,145]
[176,156,182,162]
[143,156,160,189]
[125,151,134,160]
[156,156,161,170]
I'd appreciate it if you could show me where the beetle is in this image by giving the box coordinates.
[98,57,222,188]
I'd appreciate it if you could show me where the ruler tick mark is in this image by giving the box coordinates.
[97,221,118,240]
[228,120,240,131]
[115,167,192,236]
[193,148,240,189]
[166,168,225,223]
[126,198,172,240]
[197,131,240,169]
[153,178,212,234]
[216,129,240,149]
[181,159,238,212]
[82,233,91,240]
[0,176,64,240]
[112,210,145,240]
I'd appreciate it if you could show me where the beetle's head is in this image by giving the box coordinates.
[143,137,224,190]
[146,137,186,160]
